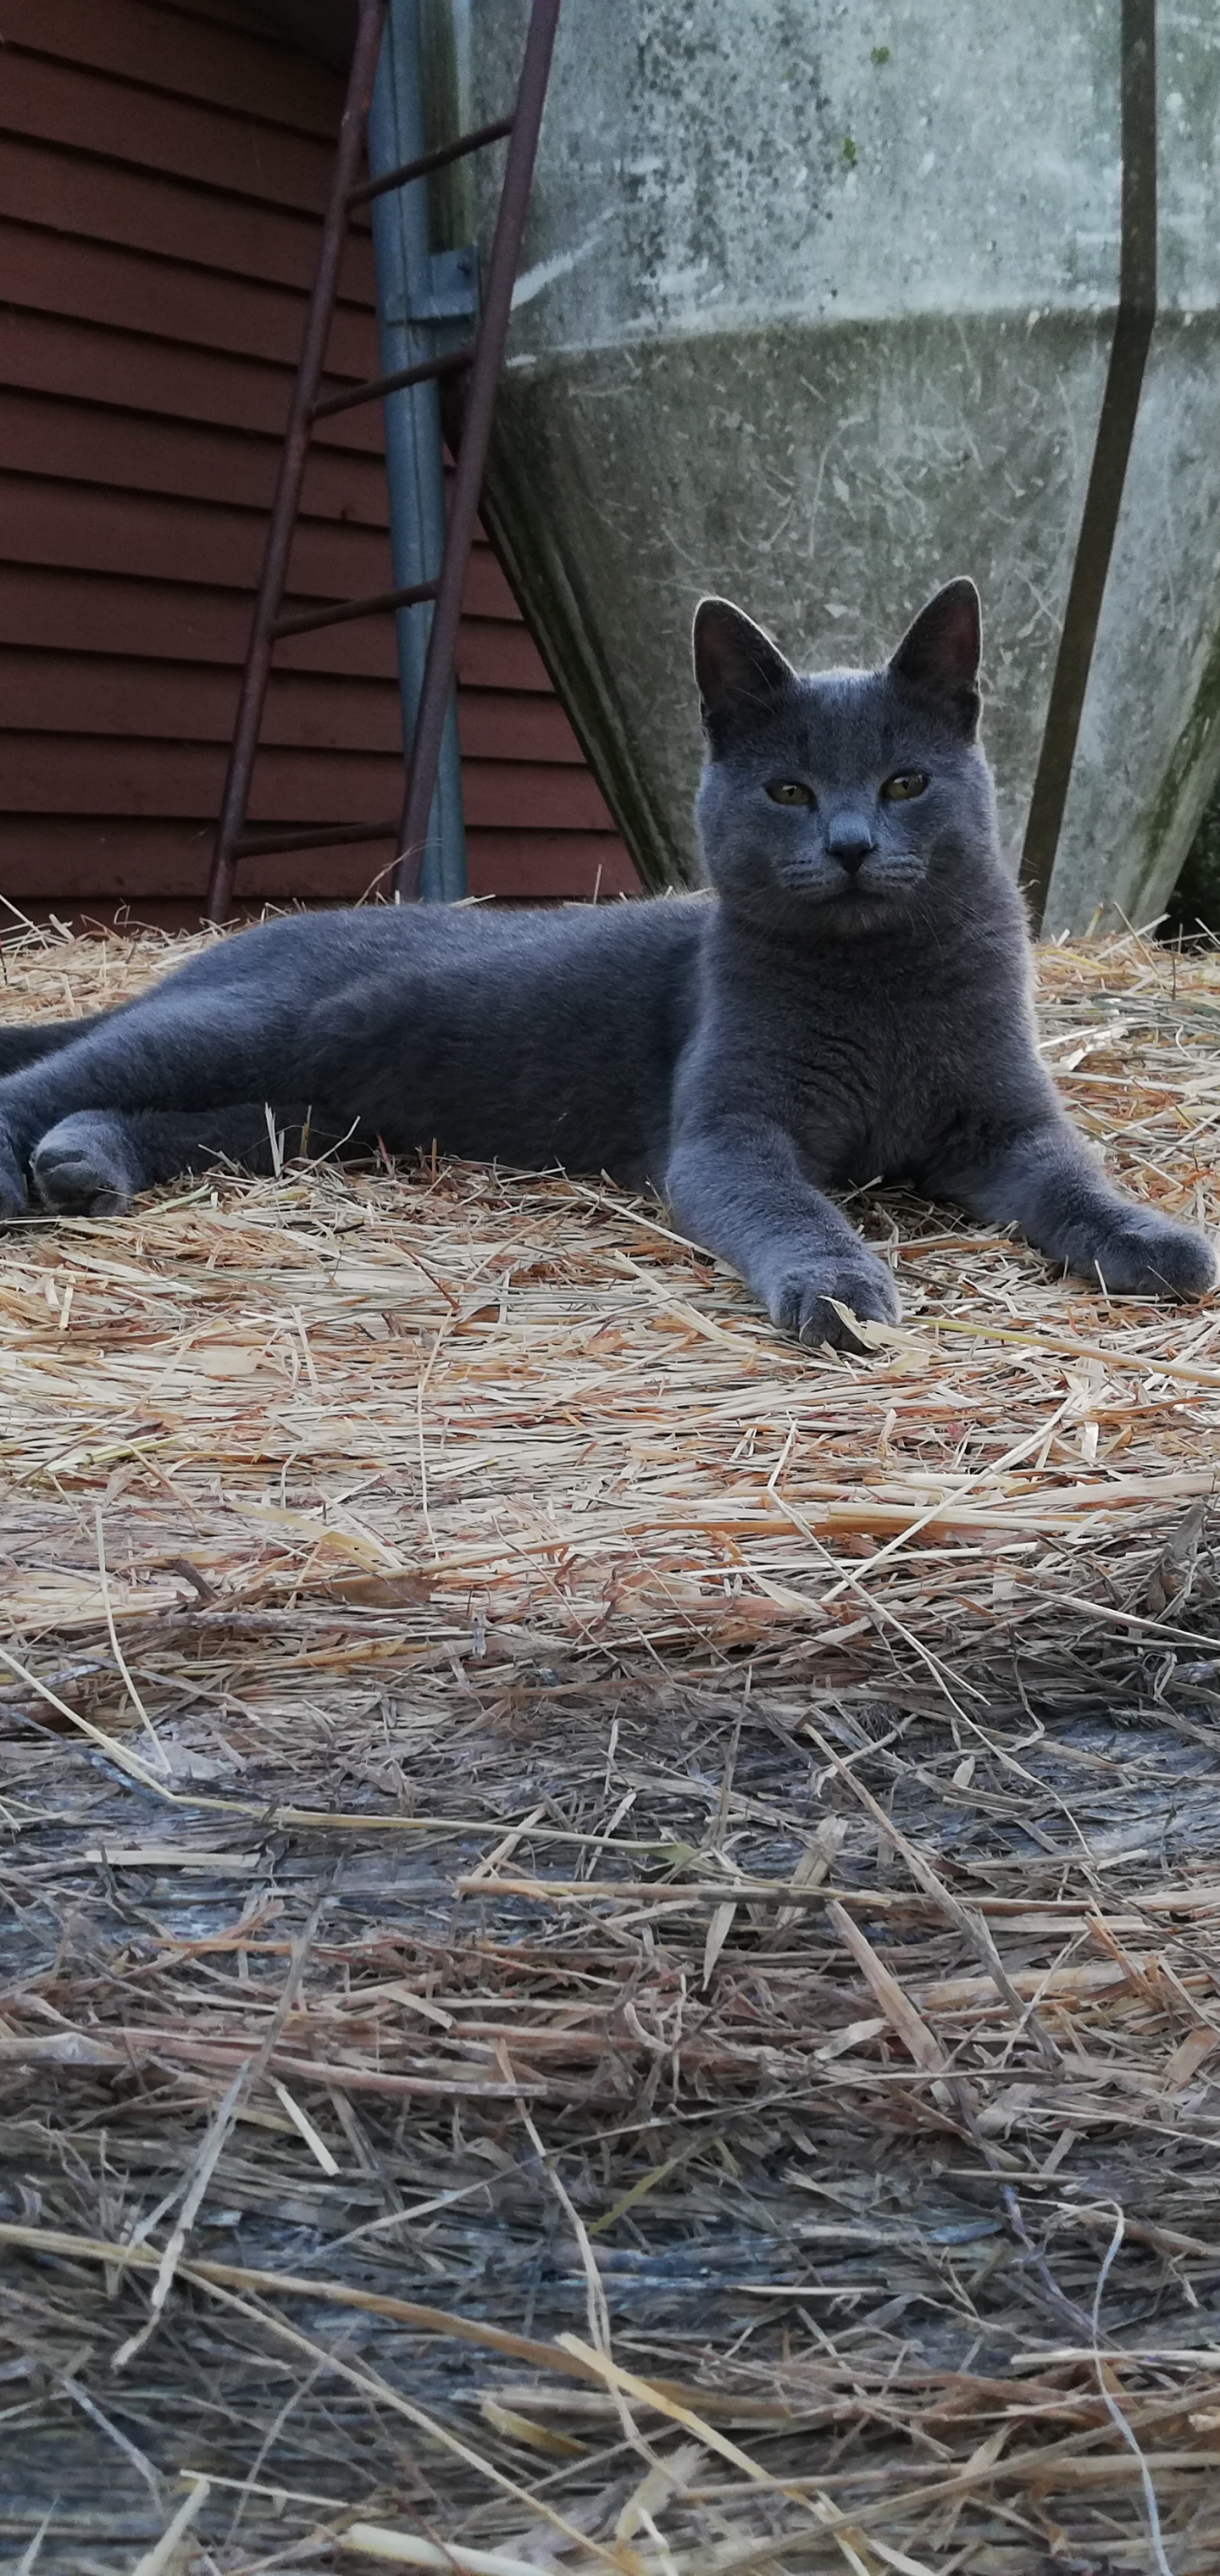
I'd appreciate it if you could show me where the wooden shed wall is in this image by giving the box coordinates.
[0,0,637,920]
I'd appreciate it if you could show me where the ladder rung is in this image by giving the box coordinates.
[312,342,474,422]
[349,114,514,210]
[271,578,439,641]
[235,819,401,859]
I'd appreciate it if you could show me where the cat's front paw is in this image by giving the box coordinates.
[771,1252,901,1353]
[1086,1213,1216,1302]
[30,1113,137,1217]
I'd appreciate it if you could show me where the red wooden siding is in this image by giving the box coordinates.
[0,0,637,918]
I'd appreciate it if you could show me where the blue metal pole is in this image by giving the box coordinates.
[368,1,468,902]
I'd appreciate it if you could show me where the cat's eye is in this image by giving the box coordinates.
[880,770,929,802]
[765,780,814,807]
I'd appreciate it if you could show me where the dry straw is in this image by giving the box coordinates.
[3,914,1220,2575]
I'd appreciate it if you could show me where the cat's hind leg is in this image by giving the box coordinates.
[0,1009,117,1075]
[29,1104,354,1216]
[0,974,336,1213]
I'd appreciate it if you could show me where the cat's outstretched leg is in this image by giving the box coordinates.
[29,1105,354,1217]
[665,1119,900,1352]
[938,1117,1216,1299]
[0,980,348,1216]
[0,1009,117,1074]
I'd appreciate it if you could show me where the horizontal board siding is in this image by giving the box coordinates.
[0,654,580,758]
[0,134,378,300]
[0,52,340,214]
[0,478,402,596]
[9,0,343,133]
[2,741,612,830]
[0,387,389,522]
[0,0,635,914]
[0,564,400,675]
[3,823,637,908]
[0,213,379,377]
[0,307,384,451]
[0,566,554,690]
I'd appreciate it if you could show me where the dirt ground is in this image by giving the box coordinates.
[3,924,1220,2575]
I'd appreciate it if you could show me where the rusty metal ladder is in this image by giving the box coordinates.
[206,0,560,924]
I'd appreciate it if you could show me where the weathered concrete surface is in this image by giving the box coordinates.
[429,1,1220,927]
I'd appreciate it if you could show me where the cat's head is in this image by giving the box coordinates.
[692,579,998,935]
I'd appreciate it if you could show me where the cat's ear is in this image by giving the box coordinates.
[889,578,981,732]
[693,598,796,732]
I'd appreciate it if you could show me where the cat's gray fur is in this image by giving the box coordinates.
[0,580,1211,1347]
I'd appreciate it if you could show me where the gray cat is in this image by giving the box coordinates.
[0,579,1211,1348]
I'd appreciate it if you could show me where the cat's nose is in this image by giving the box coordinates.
[825,813,876,875]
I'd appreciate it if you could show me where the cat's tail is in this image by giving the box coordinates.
[0,1008,117,1074]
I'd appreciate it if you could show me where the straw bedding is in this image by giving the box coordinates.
[3,916,1220,2575]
